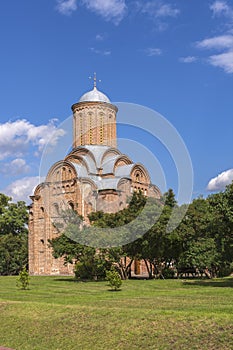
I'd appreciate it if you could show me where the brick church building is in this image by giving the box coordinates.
[28,78,161,275]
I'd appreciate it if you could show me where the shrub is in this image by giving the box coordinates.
[17,266,30,290]
[163,268,175,279]
[106,269,122,291]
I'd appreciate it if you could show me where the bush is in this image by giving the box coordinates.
[74,250,112,281]
[106,269,122,291]
[17,266,30,290]
[218,264,232,277]
[163,268,175,279]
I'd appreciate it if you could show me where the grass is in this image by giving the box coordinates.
[0,276,233,350]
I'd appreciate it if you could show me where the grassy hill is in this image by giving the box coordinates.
[0,276,233,350]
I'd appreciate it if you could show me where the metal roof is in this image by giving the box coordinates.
[79,87,110,103]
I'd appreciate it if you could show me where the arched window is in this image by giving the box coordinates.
[69,202,74,210]
[53,203,59,216]
[136,172,140,182]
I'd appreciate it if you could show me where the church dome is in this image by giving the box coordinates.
[79,87,110,103]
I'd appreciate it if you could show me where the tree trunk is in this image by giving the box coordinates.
[144,259,153,279]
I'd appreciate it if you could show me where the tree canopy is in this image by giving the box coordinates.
[0,194,28,275]
[49,183,233,280]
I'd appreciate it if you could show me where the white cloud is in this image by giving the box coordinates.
[82,0,127,24]
[145,47,162,56]
[0,159,30,176]
[192,3,233,73]
[179,56,198,63]
[196,34,233,73]
[90,47,111,55]
[136,1,180,18]
[0,119,65,160]
[209,50,233,73]
[3,176,41,203]
[207,169,233,191]
[56,0,78,15]
[196,35,233,50]
[96,34,105,41]
[210,1,233,19]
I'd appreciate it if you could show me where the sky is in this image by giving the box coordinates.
[0,0,232,204]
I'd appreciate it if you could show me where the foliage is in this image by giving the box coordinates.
[0,233,28,275]
[208,182,233,265]
[0,193,28,275]
[16,266,30,290]
[74,247,112,281]
[162,268,175,279]
[0,194,28,236]
[106,268,122,290]
[49,191,152,279]
[49,183,233,280]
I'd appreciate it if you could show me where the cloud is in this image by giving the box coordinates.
[89,47,111,55]
[56,0,78,15]
[196,35,233,50]
[145,47,162,56]
[3,176,41,203]
[96,34,105,41]
[207,169,233,191]
[81,0,127,24]
[179,56,198,63]
[136,1,180,18]
[56,0,180,26]
[196,34,233,73]
[0,119,65,160]
[209,50,233,73]
[191,2,233,73]
[0,159,30,176]
[210,1,233,19]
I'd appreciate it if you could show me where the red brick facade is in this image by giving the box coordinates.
[29,88,161,275]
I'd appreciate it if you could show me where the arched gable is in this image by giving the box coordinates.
[65,155,89,174]
[101,147,121,165]
[130,164,151,185]
[46,160,77,183]
[113,155,132,171]
[33,183,44,197]
[102,154,132,175]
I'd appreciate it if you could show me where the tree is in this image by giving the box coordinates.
[138,189,178,278]
[0,233,28,275]
[207,182,233,272]
[0,194,28,236]
[17,266,30,290]
[49,191,151,279]
[106,269,122,291]
[0,194,28,275]
[178,238,219,278]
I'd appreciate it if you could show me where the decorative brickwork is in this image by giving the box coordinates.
[29,87,161,276]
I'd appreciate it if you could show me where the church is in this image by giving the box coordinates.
[28,77,161,275]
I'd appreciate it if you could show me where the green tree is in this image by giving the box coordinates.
[0,194,28,236]
[139,189,178,278]
[0,194,28,275]
[49,192,151,279]
[17,266,30,290]
[178,238,219,277]
[208,181,233,272]
[106,268,122,291]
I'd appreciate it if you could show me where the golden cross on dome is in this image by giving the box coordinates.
[89,72,101,89]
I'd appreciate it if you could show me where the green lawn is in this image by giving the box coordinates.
[0,276,233,350]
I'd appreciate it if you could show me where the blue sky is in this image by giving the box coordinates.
[0,0,232,203]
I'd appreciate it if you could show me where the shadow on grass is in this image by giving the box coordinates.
[53,278,106,283]
[183,277,233,288]
[107,289,122,292]
[53,278,78,283]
